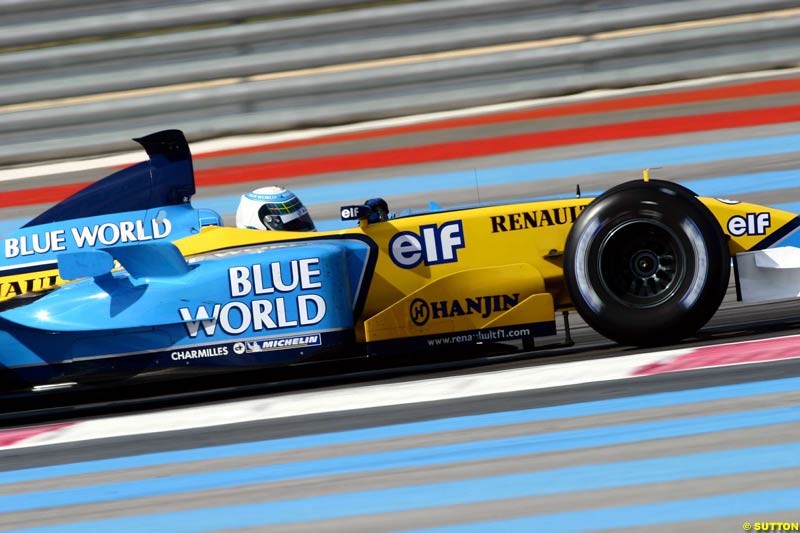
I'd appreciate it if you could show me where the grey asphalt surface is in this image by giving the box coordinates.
[0,359,798,531]
[0,70,799,531]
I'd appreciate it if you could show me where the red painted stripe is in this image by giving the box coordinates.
[0,422,74,447]
[194,103,800,186]
[634,336,800,376]
[1,182,92,210]
[4,102,800,209]
[195,77,800,159]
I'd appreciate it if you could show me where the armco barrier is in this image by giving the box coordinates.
[0,0,798,164]
[0,0,373,47]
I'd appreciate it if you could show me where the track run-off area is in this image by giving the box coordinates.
[1,69,800,531]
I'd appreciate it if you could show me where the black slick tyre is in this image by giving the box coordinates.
[563,180,729,346]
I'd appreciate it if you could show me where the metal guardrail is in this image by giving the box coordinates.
[0,0,375,46]
[0,0,558,83]
[0,0,798,165]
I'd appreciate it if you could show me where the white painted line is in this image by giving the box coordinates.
[6,329,798,451]
[4,349,679,450]
[1,66,799,183]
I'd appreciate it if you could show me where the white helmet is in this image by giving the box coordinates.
[235,186,315,231]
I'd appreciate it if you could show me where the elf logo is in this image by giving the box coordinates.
[390,221,465,269]
[727,213,770,236]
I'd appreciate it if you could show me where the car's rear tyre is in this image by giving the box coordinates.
[563,180,729,346]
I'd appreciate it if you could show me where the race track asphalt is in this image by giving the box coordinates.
[1,358,798,531]
[0,70,799,531]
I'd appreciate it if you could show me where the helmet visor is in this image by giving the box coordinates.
[259,201,315,231]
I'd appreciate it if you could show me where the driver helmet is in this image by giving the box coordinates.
[235,186,315,231]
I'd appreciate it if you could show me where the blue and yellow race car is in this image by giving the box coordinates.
[1,130,798,392]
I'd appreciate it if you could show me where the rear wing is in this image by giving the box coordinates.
[0,130,219,301]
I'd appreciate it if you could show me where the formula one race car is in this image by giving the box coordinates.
[1,130,799,392]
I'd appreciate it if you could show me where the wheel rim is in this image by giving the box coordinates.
[596,218,686,308]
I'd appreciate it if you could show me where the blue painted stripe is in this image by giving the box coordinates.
[683,169,800,197]
[2,134,799,239]
[191,134,800,215]
[2,377,798,485]
[416,488,800,533]
[2,405,798,513]
[289,181,800,232]
[280,167,800,232]
[775,201,800,214]
[15,443,800,532]
[206,166,800,220]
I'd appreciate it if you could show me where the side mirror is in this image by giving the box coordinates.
[197,208,222,227]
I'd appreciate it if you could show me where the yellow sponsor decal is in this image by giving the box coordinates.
[0,270,61,302]
[701,199,797,253]
[743,522,800,531]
